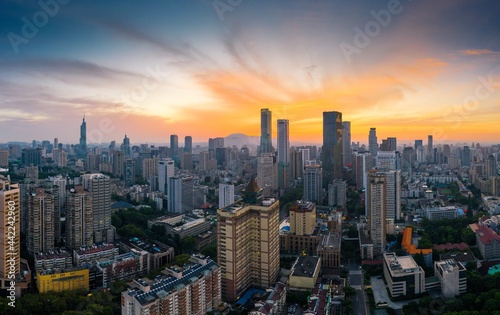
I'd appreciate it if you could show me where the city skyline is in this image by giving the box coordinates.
[1,1,500,144]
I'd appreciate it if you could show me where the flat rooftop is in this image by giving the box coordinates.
[292,256,320,278]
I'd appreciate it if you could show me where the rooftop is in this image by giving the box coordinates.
[291,256,320,278]
[384,253,422,276]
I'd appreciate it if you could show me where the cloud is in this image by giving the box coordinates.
[459,49,500,56]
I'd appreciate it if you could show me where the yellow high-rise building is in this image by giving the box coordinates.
[217,178,280,302]
[0,176,20,279]
[289,201,316,236]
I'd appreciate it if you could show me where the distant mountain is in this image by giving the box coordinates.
[224,133,260,147]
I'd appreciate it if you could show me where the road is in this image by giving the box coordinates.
[347,260,369,315]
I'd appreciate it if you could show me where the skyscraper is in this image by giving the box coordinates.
[462,146,471,167]
[219,183,235,209]
[170,134,179,160]
[260,108,273,154]
[123,135,131,157]
[79,116,87,156]
[217,179,280,302]
[303,164,323,204]
[388,137,397,151]
[367,170,386,256]
[158,158,175,195]
[277,119,290,188]
[342,121,352,166]
[322,111,343,185]
[383,170,401,220]
[257,153,278,196]
[1,176,20,280]
[184,136,192,154]
[486,155,497,178]
[369,128,378,157]
[82,173,112,243]
[27,188,55,255]
[66,185,93,249]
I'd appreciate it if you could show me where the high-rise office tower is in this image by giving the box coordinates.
[158,158,175,195]
[66,185,93,249]
[486,155,497,178]
[352,151,373,190]
[342,121,352,166]
[303,164,323,203]
[328,179,347,207]
[414,140,423,149]
[79,116,87,156]
[219,183,235,209]
[168,176,194,213]
[322,111,343,185]
[427,135,434,163]
[124,158,135,186]
[369,128,378,157]
[277,119,290,164]
[388,137,397,151]
[27,188,55,255]
[82,173,112,243]
[260,108,273,154]
[170,134,179,160]
[427,135,433,150]
[376,151,401,170]
[367,170,387,256]
[277,119,290,188]
[112,150,125,177]
[0,176,20,281]
[21,148,42,166]
[123,135,131,157]
[383,170,401,220]
[217,179,280,302]
[462,146,471,167]
[402,147,414,172]
[0,150,8,167]
[184,136,192,154]
[257,153,278,196]
[208,137,224,159]
[53,138,58,150]
[290,147,303,181]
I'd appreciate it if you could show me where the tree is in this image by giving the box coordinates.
[173,254,191,266]
[181,236,196,253]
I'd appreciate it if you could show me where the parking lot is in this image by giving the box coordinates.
[370,277,419,310]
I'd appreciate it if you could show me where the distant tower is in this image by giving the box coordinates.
[322,111,343,185]
[123,135,131,157]
[184,136,193,154]
[369,128,378,157]
[260,109,273,154]
[486,155,497,178]
[79,116,87,155]
[303,164,323,203]
[277,119,290,188]
[342,121,351,165]
[170,135,179,161]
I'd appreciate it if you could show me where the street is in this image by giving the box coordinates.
[347,260,369,315]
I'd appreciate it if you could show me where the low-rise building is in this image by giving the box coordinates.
[119,238,174,273]
[316,232,341,268]
[148,214,212,239]
[425,206,459,221]
[303,283,331,315]
[248,282,286,315]
[73,243,119,266]
[470,223,500,260]
[383,253,425,298]
[35,249,72,271]
[434,259,467,298]
[289,256,321,290]
[36,267,89,293]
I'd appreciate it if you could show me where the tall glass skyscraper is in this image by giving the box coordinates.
[322,111,343,186]
[260,108,273,154]
[79,116,86,155]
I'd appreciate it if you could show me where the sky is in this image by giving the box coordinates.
[1,0,500,146]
